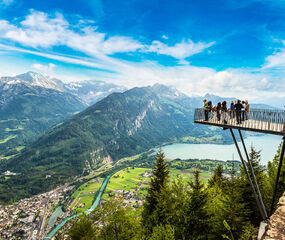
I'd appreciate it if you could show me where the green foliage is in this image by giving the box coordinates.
[142,150,170,233]
[68,214,97,240]
[222,220,234,240]
[0,85,233,203]
[267,142,285,212]
[69,198,140,240]
[149,224,175,240]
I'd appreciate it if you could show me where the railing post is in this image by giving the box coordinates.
[283,106,285,132]
[268,112,271,130]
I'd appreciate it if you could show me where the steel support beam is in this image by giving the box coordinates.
[238,129,268,219]
[270,136,285,215]
[229,128,266,220]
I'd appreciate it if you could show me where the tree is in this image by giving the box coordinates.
[68,214,97,240]
[267,142,285,212]
[238,146,268,225]
[183,169,209,239]
[221,163,250,239]
[142,149,170,233]
[208,164,226,190]
[149,224,175,240]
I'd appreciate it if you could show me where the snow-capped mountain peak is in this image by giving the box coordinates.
[14,72,64,91]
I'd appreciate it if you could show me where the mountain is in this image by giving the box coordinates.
[1,71,65,91]
[64,80,127,105]
[0,84,229,202]
[0,72,127,158]
[0,73,87,158]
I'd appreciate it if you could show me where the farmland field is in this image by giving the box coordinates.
[101,167,212,202]
[70,178,103,212]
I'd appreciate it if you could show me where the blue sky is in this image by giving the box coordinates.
[0,0,285,103]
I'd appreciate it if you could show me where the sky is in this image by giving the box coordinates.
[0,0,285,104]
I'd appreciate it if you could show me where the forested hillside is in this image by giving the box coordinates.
[0,85,231,203]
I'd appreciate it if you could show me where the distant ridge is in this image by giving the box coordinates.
[0,84,229,202]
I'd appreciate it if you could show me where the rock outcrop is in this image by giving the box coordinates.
[263,192,285,239]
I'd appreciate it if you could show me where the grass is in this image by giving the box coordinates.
[101,167,212,203]
[102,167,151,201]
[5,127,24,132]
[0,135,17,144]
[15,146,25,151]
[70,178,103,211]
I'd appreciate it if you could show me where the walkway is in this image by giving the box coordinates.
[194,108,285,136]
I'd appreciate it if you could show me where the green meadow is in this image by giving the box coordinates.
[70,178,103,212]
[101,167,212,202]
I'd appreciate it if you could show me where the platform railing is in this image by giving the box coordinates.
[194,108,285,134]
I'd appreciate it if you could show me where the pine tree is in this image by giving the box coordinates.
[267,142,285,212]
[238,146,268,225]
[183,169,209,239]
[208,164,226,190]
[142,149,170,233]
[221,163,250,239]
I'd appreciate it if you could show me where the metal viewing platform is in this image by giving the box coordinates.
[194,108,285,136]
[194,107,285,225]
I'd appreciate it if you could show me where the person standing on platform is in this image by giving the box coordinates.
[245,100,250,120]
[208,101,212,119]
[242,101,246,121]
[203,99,209,121]
[230,101,235,118]
[222,101,228,124]
[217,102,222,121]
[235,100,243,124]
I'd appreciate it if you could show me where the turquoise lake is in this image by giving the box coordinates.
[160,134,282,165]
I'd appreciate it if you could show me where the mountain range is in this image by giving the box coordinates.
[0,72,126,158]
[0,71,277,203]
[0,83,232,202]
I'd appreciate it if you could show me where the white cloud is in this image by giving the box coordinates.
[142,39,215,59]
[0,10,143,56]
[0,41,282,102]
[32,63,55,74]
[263,41,285,69]
[0,0,14,7]
[3,11,67,48]
[0,10,283,102]
[0,10,212,60]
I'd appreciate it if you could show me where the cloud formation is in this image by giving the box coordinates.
[263,41,285,69]
[143,39,215,59]
[32,63,55,75]
[0,9,283,103]
[0,10,212,60]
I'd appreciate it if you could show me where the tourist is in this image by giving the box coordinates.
[212,105,217,120]
[235,100,243,124]
[216,102,222,121]
[245,100,250,120]
[242,101,246,121]
[222,101,228,124]
[208,101,213,119]
[230,101,235,118]
[203,99,209,121]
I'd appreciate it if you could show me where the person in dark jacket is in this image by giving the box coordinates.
[222,101,228,124]
[216,102,222,121]
[234,100,243,124]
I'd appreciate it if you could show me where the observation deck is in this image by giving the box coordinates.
[194,108,285,136]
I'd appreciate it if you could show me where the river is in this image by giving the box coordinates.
[160,134,282,165]
[44,175,111,239]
